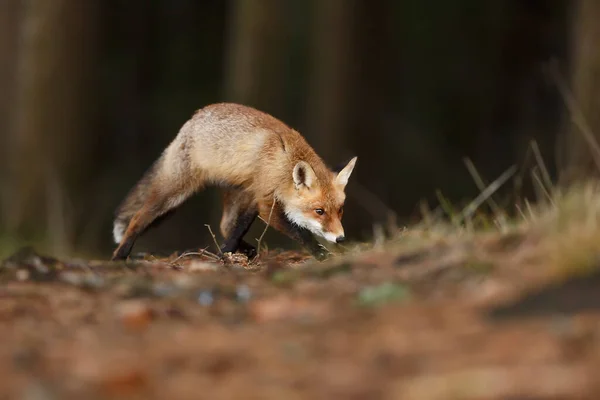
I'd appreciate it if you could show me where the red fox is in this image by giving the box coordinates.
[111,103,357,261]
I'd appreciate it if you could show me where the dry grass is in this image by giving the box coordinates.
[526,181,600,279]
[3,177,600,399]
[330,167,600,299]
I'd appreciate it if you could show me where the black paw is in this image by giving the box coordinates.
[311,244,331,261]
[238,240,257,259]
[111,247,128,261]
[220,240,257,259]
[111,237,135,261]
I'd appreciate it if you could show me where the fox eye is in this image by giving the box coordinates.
[315,208,325,215]
[339,206,344,214]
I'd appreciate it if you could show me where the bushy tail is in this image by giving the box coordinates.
[112,160,161,244]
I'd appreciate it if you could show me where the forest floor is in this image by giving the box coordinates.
[3,185,600,399]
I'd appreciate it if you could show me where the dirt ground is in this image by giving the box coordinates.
[1,229,600,400]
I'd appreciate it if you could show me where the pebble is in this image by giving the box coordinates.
[22,381,57,400]
[188,261,219,272]
[197,290,214,306]
[172,275,197,290]
[100,368,147,396]
[152,282,180,298]
[249,295,331,323]
[236,284,252,303]
[115,300,154,331]
[82,274,106,289]
[16,269,30,281]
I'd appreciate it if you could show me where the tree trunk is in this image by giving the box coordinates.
[217,0,288,241]
[305,0,354,163]
[224,0,287,115]
[0,1,22,227]
[560,0,600,183]
[344,0,394,224]
[7,0,100,254]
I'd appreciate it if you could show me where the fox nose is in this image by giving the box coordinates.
[336,235,345,243]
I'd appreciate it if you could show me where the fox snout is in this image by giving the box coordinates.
[320,221,345,244]
[323,232,345,244]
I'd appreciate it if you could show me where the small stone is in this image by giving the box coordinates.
[100,368,147,396]
[173,275,196,289]
[249,295,331,323]
[82,274,105,289]
[60,271,83,286]
[468,279,508,303]
[188,261,218,272]
[22,381,57,400]
[152,282,179,298]
[236,284,252,303]
[197,290,214,306]
[16,269,30,281]
[116,300,154,331]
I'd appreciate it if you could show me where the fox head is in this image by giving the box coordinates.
[284,157,357,243]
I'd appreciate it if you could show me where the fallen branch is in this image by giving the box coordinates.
[204,224,223,256]
[171,247,216,263]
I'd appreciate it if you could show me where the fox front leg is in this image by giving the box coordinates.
[292,224,331,261]
[219,188,259,257]
[220,209,259,257]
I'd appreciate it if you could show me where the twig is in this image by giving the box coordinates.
[524,198,536,220]
[531,168,555,206]
[204,224,223,255]
[170,247,215,264]
[435,189,460,227]
[513,143,534,206]
[169,248,218,269]
[373,223,386,249]
[456,165,518,225]
[417,199,444,228]
[256,198,276,257]
[515,203,528,222]
[547,61,600,172]
[199,250,220,260]
[463,157,504,219]
[530,140,554,193]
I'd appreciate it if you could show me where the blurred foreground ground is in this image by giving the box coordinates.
[1,204,600,399]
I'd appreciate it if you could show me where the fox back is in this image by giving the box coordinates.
[112,103,357,260]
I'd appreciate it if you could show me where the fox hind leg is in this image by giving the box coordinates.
[112,183,198,261]
[219,188,258,257]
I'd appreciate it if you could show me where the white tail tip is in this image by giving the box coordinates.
[113,221,125,244]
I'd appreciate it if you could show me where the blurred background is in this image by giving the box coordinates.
[0,0,597,259]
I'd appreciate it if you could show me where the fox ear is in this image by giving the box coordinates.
[332,156,356,173]
[293,161,316,189]
[335,156,357,187]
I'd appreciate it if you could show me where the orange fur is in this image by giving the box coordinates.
[111,103,357,261]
